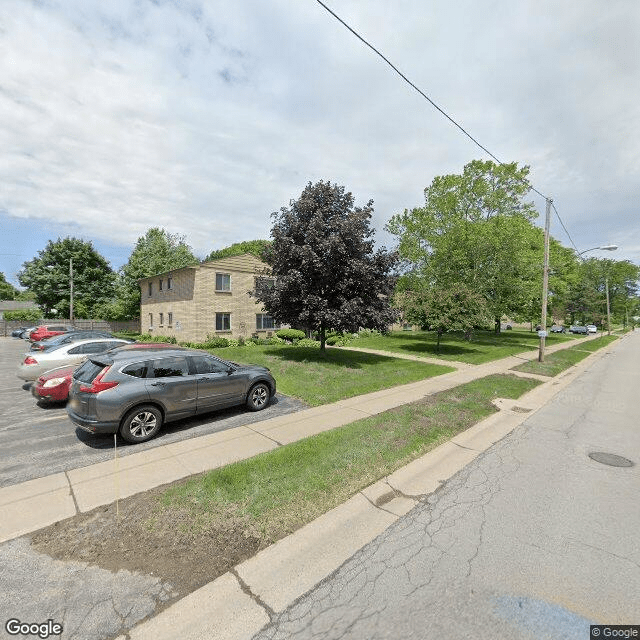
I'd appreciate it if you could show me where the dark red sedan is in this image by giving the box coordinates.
[28,325,75,342]
[32,365,76,403]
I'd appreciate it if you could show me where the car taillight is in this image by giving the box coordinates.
[23,356,38,365]
[79,367,118,394]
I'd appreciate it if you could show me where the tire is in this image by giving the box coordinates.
[246,382,270,411]
[120,405,163,443]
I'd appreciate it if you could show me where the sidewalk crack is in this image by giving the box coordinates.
[230,568,276,622]
[245,426,283,447]
[64,470,80,514]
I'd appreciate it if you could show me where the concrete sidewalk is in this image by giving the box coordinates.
[0,333,607,545]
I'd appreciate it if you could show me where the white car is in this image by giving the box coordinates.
[17,338,133,381]
[586,324,597,334]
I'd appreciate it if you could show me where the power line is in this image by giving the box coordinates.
[314,0,551,204]
[551,203,580,253]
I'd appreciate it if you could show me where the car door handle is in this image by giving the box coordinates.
[150,381,166,387]
[198,377,211,382]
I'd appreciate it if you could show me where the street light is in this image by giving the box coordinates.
[576,245,617,336]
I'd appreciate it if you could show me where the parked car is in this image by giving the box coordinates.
[32,365,76,404]
[67,347,276,443]
[21,326,39,340]
[550,325,566,333]
[28,325,76,342]
[586,324,597,334]
[17,338,133,381]
[31,330,115,351]
[11,327,29,338]
[569,325,588,335]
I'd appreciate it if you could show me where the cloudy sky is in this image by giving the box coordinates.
[1,0,638,287]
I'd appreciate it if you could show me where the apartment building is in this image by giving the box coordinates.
[138,253,281,343]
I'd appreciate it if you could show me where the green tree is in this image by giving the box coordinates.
[116,228,199,319]
[387,160,541,332]
[205,240,271,262]
[0,272,19,300]
[255,181,399,351]
[4,308,42,322]
[398,283,491,352]
[17,238,116,318]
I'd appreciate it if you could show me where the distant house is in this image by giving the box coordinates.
[138,253,282,343]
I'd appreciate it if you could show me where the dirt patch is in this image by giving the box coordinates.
[30,480,270,597]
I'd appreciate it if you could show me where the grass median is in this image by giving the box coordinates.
[32,373,541,594]
[512,335,618,377]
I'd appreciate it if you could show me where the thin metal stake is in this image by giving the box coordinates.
[114,434,120,519]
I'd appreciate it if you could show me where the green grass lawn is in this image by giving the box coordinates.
[207,345,455,406]
[158,373,540,542]
[340,328,579,364]
[513,334,618,376]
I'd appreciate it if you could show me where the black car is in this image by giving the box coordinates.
[31,330,115,351]
[550,325,566,333]
[67,347,277,443]
[11,327,29,338]
[569,325,588,334]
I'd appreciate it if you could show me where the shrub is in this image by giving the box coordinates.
[204,336,230,348]
[4,309,42,322]
[293,338,320,348]
[358,328,382,338]
[276,328,306,342]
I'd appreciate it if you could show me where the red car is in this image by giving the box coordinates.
[32,365,76,403]
[28,325,75,342]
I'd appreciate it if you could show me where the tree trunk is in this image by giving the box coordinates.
[436,330,441,354]
[494,317,501,334]
[319,322,326,352]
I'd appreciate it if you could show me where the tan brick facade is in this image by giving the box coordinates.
[139,254,283,343]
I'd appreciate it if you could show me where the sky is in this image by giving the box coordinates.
[1,0,639,288]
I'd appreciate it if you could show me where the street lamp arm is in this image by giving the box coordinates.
[577,245,618,256]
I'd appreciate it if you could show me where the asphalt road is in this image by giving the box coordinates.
[253,331,640,640]
[0,337,307,488]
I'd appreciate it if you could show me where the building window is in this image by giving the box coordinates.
[168,312,173,326]
[148,282,152,296]
[159,279,163,291]
[167,276,173,289]
[159,312,164,326]
[256,314,279,330]
[148,313,153,328]
[215,313,231,331]
[215,273,231,292]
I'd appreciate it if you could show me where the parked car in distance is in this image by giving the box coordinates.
[32,365,76,404]
[11,327,29,338]
[17,338,133,381]
[586,324,597,334]
[67,348,276,444]
[28,325,76,342]
[569,325,588,335]
[20,326,39,340]
[31,330,115,351]
[550,325,566,333]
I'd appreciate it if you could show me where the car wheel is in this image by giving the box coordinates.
[246,382,270,411]
[120,405,162,443]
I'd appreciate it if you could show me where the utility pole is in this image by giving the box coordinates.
[69,258,74,325]
[605,276,611,336]
[538,198,552,362]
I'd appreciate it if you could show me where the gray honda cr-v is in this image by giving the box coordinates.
[67,346,276,443]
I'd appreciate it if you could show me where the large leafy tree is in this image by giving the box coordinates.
[255,181,399,351]
[17,238,116,318]
[205,240,271,262]
[111,228,199,319]
[0,273,19,300]
[387,160,542,332]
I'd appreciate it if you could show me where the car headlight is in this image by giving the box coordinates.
[42,377,67,388]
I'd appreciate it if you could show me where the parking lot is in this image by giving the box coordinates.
[0,337,307,489]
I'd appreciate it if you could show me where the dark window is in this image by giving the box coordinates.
[150,357,190,378]
[168,312,173,325]
[159,313,164,326]
[216,273,231,291]
[74,360,107,383]
[216,313,231,331]
[122,362,148,378]
[167,276,173,289]
[159,278,163,291]
[256,314,279,330]
[148,282,152,296]
[190,355,229,374]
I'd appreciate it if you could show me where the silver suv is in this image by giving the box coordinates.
[67,347,276,443]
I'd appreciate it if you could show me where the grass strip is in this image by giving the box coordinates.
[207,345,454,406]
[343,328,577,365]
[513,335,618,377]
[157,373,540,544]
